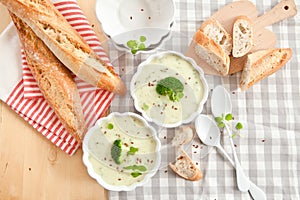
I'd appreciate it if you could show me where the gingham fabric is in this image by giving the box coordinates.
[107,0,300,199]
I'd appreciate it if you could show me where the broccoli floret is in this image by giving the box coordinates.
[156,77,184,102]
[111,139,122,164]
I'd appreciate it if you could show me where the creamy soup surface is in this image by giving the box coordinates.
[87,114,158,187]
[132,54,205,125]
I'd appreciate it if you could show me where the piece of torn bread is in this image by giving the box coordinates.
[169,148,202,181]
[200,18,232,55]
[194,30,230,75]
[232,16,254,58]
[171,126,194,146]
[10,13,87,143]
[1,0,126,95]
[240,48,292,91]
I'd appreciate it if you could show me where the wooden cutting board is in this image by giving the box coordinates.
[186,0,297,75]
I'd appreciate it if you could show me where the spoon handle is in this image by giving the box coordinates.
[225,124,250,192]
[249,181,267,200]
[216,143,266,200]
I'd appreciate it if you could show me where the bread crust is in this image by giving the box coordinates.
[1,0,126,95]
[10,13,87,143]
[240,48,292,91]
[200,18,232,55]
[169,148,202,181]
[194,30,230,75]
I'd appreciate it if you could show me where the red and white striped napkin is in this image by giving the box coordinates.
[0,0,115,155]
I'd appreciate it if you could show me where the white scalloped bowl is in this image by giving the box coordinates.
[82,112,161,191]
[95,0,175,53]
[130,51,209,128]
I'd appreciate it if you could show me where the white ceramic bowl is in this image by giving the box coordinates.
[82,112,161,191]
[95,0,175,54]
[130,51,209,128]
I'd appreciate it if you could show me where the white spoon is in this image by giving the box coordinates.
[211,86,266,199]
[195,114,236,165]
[211,86,250,192]
[195,114,266,200]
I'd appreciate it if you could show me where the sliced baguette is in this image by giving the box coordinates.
[194,30,230,75]
[240,48,292,91]
[169,148,202,181]
[200,19,232,55]
[1,0,126,95]
[232,16,254,58]
[10,13,87,143]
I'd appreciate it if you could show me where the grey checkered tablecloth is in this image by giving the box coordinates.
[106,0,300,199]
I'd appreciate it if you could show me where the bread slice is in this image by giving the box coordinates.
[171,126,194,146]
[240,48,292,91]
[1,0,126,95]
[200,19,232,55]
[232,16,254,58]
[169,148,202,181]
[194,30,230,75]
[10,13,87,143]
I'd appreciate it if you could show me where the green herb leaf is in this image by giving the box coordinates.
[139,36,146,42]
[127,146,139,155]
[131,49,138,54]
[235,122,243,130]
[231,133,236,138]
[215,117,223,123]
[217,122,225,128]
[142,103,149,111]
[124,165,147,172]
[111,139,122,164]
[138,43,146,50]
[225,114,233,121]
[107,123,114,130]
[131,172,142,178]
[127,40,138,48]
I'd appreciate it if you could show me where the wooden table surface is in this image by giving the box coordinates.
[0,1,109,199]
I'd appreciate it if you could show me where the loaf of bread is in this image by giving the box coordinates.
[194,30,230,75]
[240,48,292,91]
[200,19,232,55]
[232,16,254,58]
[1,0,126,95]
[10,13,87,143]
[169,148,202,181]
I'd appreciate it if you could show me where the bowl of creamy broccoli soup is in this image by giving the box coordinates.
[82,112,161,191]
[130,51,208,128]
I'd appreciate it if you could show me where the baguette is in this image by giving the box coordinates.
[200,19,232,55]
[169,148,202,181]
[1,0,126,95]
[10,13,87,143]
[240,48,292,91]
[194,30,230,75]
[232,16,254,58]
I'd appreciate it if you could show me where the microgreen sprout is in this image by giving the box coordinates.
[214,113,243,138]
[107,123,114,130]
[126,36,147,54]
[124,165,147,178]
[127,146,139,156]
[131,172,142,178]
[142,103,149,111]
